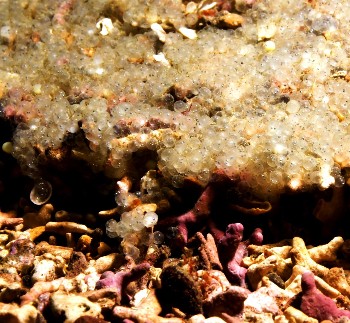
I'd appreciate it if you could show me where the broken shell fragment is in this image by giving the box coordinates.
[31,254,65,283]
[0,303,43,323]
[35,241,73,261]
[283,306,318,323]
[178,26,197,39]
[26,226,46,241]
[45,221,94,235]
[93,253,125,274]
[96,18,114,36]
[0,217,23,229]
[290,237,329,277]
[203,285,250,318]
[50,291,103,323]
[230,200,272,215]
[151,23,167,42]
[23,203,53,229]
[308,236,344,263]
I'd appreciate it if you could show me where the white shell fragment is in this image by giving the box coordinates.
[96,18,114,36]
[31,259,56,283]
[153,52,171,67]
[263,40,276,52]
[199,2,217,12]
[0,25,12,40]
[257,23,277,41]
[32,84,42,94]
[185,2,198,14]
[151,23,167,42]
[178,26,197,39]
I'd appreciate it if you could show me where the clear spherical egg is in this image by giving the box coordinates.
[142,211,158,228]
[30,180,52,205]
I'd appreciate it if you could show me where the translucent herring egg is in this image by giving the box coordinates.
[153,231,164,244]
[106,219,119,238]
[2,142,13,154]
[30,180,52,205]
[142,211,158,228]
[123,242,140,260]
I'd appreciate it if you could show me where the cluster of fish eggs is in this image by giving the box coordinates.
[3,0,350,202]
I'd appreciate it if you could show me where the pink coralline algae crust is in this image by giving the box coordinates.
[218,223,263,288]
[159,180,216,246]
[160,170,242,248]
[95,262,150,304]
[300,271,350,322]
[162,173,265,288]
[203,285,251,318]
[7,238,36,274]
[176,184,215,243]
